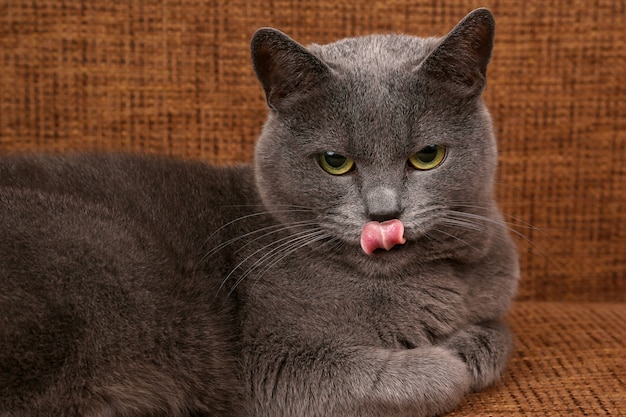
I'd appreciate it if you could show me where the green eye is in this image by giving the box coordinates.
[408,145,446,170]
[319,152,355,175]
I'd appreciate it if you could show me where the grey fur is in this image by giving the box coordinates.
[0,8,518,417]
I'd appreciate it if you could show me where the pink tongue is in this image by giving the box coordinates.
[360,219,406,255]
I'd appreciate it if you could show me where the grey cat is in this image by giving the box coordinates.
[0,8,519,417]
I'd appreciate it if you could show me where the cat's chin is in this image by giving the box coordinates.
[367,244,406,256]
[328,240,427,278]
[358,254,418,278]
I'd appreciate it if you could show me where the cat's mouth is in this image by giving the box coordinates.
[360,219,406,255]
[369,244,406,255]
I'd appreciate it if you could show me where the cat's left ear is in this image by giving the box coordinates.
[251,28,331,111]
[418,8,495,98]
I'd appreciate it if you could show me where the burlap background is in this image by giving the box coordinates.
[1,0,624,415]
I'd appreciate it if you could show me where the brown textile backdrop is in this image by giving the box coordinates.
[1,1,624,300]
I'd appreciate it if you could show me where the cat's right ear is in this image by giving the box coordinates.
[251,28,331,111]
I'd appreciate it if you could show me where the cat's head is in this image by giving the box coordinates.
[251,9,501,274]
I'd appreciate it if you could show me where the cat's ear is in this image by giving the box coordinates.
[418,8,495,98]
[251,28,331,111]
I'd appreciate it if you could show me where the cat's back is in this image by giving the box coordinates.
[0,153,260,262]
[0,154,253,416]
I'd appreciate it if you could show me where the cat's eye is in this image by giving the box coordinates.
[319,152,355,175]
[408,145,447,171]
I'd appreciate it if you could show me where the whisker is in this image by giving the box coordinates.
[201,220,319,262]
[201,208,316,250]
[218,228,324,292]
[431,227,480,252]
[232,221,321,255]
[246,234,337,293]
[223,228,321,279]
[227,229,329,295]
[445,210,539,250]
[448,202,554,232]
[326,237,346,256]
[444,209,561,268]
[202,223,285,260]
[439,216,486,233]
[219,203,318,210]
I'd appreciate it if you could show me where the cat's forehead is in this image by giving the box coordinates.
[308,34,440,74]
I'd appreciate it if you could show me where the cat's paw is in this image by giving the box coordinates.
[443,321,513,392]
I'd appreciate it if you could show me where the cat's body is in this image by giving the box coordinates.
[0,9,519,417]
[0,156,256,416]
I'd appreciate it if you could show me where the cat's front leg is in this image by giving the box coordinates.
[443,320,514,392]
[246,342,472,417]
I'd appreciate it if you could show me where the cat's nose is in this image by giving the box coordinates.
[364,186,402,222]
